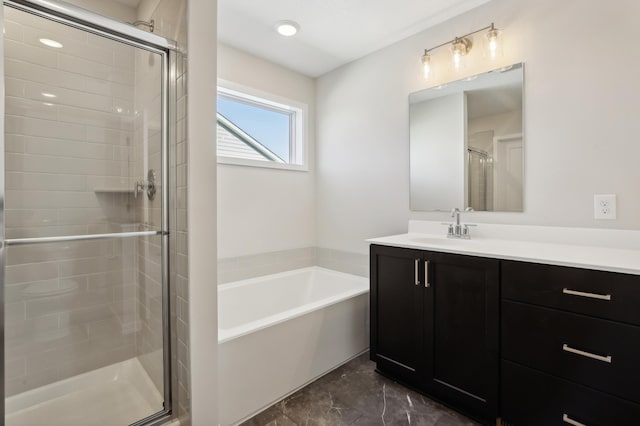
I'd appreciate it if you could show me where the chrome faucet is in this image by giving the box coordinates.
[446,207,474,239]
[134,169,157,200]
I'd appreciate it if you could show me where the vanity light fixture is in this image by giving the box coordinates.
[275,21,299,37]
[421,23,502,80]
[485,24,502,59]
[451,37,471,71]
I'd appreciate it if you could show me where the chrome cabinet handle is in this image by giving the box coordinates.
[414,259,420,286]
[563,413,587,426]
[563,344,612,364]
[563,288,611,301]
[424,261,430,288]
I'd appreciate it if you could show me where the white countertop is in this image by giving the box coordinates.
[367,232,640,275]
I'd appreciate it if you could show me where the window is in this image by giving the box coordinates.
[216,84,307,170]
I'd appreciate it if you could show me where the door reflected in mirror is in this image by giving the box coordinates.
[409,63,524,212]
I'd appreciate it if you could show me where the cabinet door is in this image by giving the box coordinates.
[370,244,425,385]
[423,251,500,421]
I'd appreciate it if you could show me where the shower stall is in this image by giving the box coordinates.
[467,147,492,212]
[1,0,178,424]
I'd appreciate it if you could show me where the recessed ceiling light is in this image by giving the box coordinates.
[41,92,57,98]
[275,21,299,37]
[39,38,63,48]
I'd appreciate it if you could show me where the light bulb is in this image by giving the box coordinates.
[484,26,502,60]
[421,53,431,80]
[452,51,462,70]
[450,38,470,71]
[487,35,498,58]
[490,39,497,52]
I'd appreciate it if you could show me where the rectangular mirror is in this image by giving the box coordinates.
[409,63,524,212]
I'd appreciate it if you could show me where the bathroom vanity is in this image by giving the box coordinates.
[370,245,499,421]
[368,228,640,425]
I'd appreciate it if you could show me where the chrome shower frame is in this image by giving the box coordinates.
[0,1,178,425]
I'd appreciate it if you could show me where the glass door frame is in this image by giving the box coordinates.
[0,1,177,424]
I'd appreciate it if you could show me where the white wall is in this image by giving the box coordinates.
[217,43,316,258]
[469,110,522,142]
[187,0,218,424]
[63,0,136,22]
[136,0,162,21]
[316,0,640,255]
[410,93,466,210]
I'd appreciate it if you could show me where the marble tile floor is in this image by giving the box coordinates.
[241,352,481,426]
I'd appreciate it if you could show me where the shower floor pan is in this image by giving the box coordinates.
[5,358,162,426]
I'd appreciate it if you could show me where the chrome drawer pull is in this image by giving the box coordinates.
[562,344,612,364]
[415,259,420,286]
[562,288,611,301]
[424,261,430,288]
[563,413,587,426]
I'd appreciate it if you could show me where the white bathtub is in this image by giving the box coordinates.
[218,266,369,425]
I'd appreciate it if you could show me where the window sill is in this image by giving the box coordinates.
[217,156,308,172]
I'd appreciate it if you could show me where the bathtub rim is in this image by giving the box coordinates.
[218,266,369,344]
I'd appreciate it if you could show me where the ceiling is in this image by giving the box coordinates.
[467,85,522,120]
[218,0,492,78]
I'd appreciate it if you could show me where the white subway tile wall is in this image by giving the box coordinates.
[174,61,191,423]
[217,247,369,285]
[3,5,163,406]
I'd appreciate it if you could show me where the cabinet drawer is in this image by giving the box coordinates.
[502,360,640,426]
[502,300,640,403]
[502,260,640,325]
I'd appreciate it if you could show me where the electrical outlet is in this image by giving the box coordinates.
[594,194,617,220]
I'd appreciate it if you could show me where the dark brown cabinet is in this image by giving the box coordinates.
[502,360,640,426]
[371,243,640,425]
[370,245,425,386]
[501,261,640,425]
[370,244,499,423]
[502,260,640,325]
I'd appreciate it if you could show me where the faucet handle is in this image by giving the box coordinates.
[134,181,141,198]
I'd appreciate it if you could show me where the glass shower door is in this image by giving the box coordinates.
[468,148,488,211]
[2,3,170,425]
